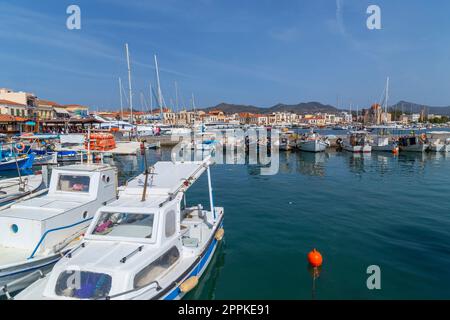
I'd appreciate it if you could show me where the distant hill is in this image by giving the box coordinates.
[202,103,262,114]
[390,101,450,116]
[200,100,450,116]
[202,102,339,115]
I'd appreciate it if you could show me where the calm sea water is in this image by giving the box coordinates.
[3,147,450,300]
[105,147,450,300]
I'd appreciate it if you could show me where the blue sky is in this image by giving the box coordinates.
[1,0,450,110]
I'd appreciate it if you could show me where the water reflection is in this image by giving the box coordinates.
[297,152,329,177]
[185,242,226,300]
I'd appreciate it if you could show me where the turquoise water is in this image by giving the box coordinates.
[107,148,450,300]
[3,148,449,300]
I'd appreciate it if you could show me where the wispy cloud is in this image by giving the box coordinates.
[0,3,191,79]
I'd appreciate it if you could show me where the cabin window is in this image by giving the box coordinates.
[165,210,176,238]
[92,212,154,239]
[55,270,112,299]
[57,175,90,193]
[133,247,180,289]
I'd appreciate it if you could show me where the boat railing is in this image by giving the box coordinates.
[95,281,162,300]
[1,269,45,300]
[120,246,144,264]
[28,218,93,260]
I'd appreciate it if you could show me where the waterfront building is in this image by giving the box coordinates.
[36,100,60,120]
[0,88,38,108]
[0,99,29,117]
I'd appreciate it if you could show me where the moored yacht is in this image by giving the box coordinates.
[0,164,118,297]
[15,157,224,300]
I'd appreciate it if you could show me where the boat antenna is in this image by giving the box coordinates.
[125,43,133,125]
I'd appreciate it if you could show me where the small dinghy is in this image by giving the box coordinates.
[0,164,118,297]
[0,174,43,207]
[15,157,224,300]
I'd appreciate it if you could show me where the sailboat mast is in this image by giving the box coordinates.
[125,43,133,125]
[119,77,124,121]
[175,81,179,113]
[154,55,163,119]
[149,83,153,115]
[385,77,390,123]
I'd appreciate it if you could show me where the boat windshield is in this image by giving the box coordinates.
[57,175,90,193]
[92,212,155,239]
[55,270,112,299]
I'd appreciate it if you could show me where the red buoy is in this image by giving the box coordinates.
[308,249,323,268]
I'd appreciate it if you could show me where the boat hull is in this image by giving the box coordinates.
[298,140,327,153]
[371,144,397,152]
[399,144,429,153]
[0,252,64,296]
[343,144,372,153]
[0,154,34,171]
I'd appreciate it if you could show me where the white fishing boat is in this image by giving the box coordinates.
[297,131,329,153]
[428,132,450,152]
[0,174,44,207]
[368,126,398,152]
[398,134,429,153]
[15,157,224,300]
[0,164,118,297]
[342,131,372,153]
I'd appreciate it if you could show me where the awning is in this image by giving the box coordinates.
[53,108,71,115]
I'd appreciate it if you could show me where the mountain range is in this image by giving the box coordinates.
[200,101,450,116]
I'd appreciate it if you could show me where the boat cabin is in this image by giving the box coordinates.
[0,164,118,262]
[40,158,223,300]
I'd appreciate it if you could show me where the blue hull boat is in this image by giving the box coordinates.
[0,154,35,171]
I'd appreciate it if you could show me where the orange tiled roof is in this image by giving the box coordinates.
[0,99,26,107]
[38,99,60,107]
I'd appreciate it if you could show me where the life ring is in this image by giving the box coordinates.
[15,142,25,152]
[420,133,427,142]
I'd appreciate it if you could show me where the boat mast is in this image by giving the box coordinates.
[118,77,124,121]
[125,43,134,125]
[175,81,179,113]
[385,77,390,124]
[149,82,153,115]
[154,55,163,120]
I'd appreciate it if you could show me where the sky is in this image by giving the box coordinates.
[1,0,450,111]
